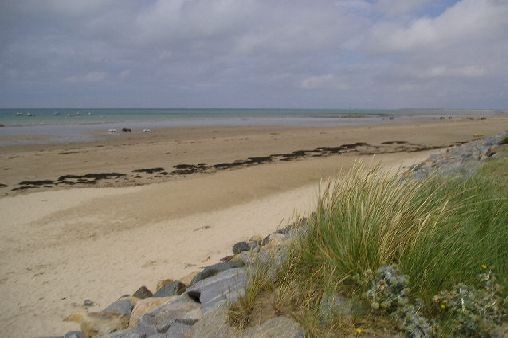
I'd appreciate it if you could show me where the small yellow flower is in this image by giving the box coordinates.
[481,264,488,270]
[440,303,446,310]
[355,328,364,335]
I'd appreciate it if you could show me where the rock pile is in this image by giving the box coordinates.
[409,131,507,179]
[57,224,303,338]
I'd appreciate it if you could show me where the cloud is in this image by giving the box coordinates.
[0,0,507,108]
[300,75,349,90]
[367,0,508,52]
[66,71,107,83]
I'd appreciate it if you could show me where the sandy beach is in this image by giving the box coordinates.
[1,117,507,337]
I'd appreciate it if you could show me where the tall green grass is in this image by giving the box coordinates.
[300,163,508,301]
[230,159,508,334]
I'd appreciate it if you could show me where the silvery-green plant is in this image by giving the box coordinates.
[366,265,433,337]
[433,268,505,337]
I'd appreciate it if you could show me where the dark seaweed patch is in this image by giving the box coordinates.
[132,167,165,174]
[381,141,408,145]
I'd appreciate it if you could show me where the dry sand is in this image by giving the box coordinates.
[0,117,507,337]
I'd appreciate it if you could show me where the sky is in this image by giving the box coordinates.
[0,0,507,109]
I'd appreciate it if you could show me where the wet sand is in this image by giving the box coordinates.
[1,117,506,194]
[0,116,507,337]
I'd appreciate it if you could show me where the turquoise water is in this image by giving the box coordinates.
[0,108,390,127]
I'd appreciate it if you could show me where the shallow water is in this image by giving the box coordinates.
[0,108,498,146]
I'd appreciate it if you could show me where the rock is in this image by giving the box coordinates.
[136,294,202,336]
[180,271,199,286]
[83,299,95,307]
[156,279,174,291]
[129,297,174,328]
[103,298,134,317]
[133,286,153,299]
[232,241,250,255]
[64,332,84,338]
[319,293,367,324]
[106,330,145,338]
[154,280,186,298]
[64,311,129,338]
[189,304,240,338]
[245,316,304,338]
[163,319,195,337]
[248,235,263,245]
[186,268,247,314]
[237,251,256,266]
[190,260,244,285]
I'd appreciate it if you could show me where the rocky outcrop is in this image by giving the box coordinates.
[153,280,186,298]
[187,268,246,314]
[410,131,507,179]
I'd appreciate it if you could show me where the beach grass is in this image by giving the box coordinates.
[230,154,508,335]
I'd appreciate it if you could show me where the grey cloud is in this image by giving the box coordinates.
[0,0,507,108]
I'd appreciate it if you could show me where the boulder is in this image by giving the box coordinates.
[189,305,240,338]
[192,312,304,338]
[107,330,145,338]
[154,280,186,298]
[245,316,304,338]
[103,298,134,317]
[136,294,202,336]
[260,233,288,247]
[186,268,247,314]
[64,332,84,338]
[129,297,174,328]
[190,261,244,286]
[232,241,250,255]
[133,286,153,299]
[319,293,367,324]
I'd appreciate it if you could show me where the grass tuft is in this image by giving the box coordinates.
[230,159,508,335]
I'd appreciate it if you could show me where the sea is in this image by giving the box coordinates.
[0,108,500,146]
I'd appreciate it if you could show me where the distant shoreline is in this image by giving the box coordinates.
[0,109,505,147]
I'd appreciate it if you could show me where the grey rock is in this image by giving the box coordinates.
[154,281,186,298]
[245,316,304,338]
[410,132,508,180]
[232,241,250,254]
[146,319,196,338]
[189,305,239,338]
[319,293,368,324]
[190,260,244,285]
[237,251,256,266]
[64,332,85,338]
[133,286,153,299]
[137,294,201,336]
[187,268,247,314]
[260,232,288,246]
[107,330,146,338]
[103,298,134,316]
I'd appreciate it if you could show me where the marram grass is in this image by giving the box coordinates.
[302,163,507,299]
[230,160,508,335]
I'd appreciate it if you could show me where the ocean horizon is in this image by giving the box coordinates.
[0,108,502,146]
